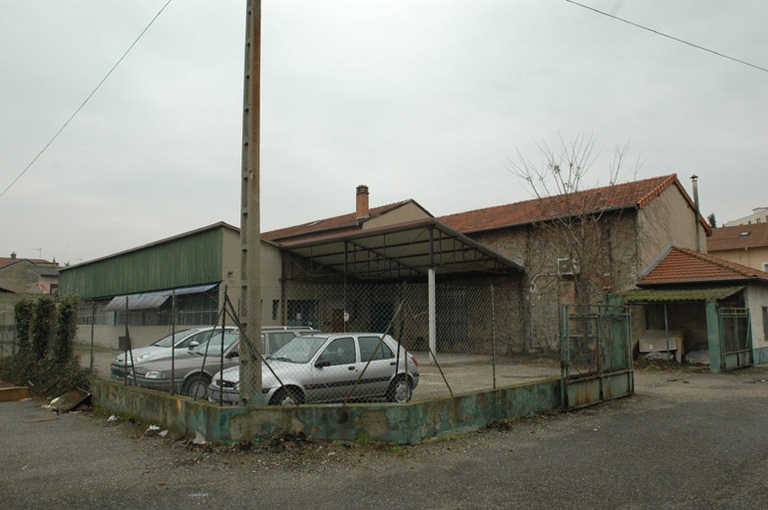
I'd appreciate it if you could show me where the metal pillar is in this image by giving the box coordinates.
[239,0,262,405]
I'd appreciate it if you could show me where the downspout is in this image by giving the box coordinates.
[691,175,702,252]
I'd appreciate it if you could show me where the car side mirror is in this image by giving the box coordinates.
[228,350,239,358]
[188,341,200,349]
[315,359,331,368]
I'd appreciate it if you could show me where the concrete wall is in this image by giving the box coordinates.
[363,201,432,230]
[709,246,768,273]
[217,236,285,327]
[0,261,31,294]
[92,377,561,444]
[636,185,701,273]
[746,285,768,363]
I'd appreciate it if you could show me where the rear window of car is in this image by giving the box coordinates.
[358,336,394,361]
[265,331,300,354]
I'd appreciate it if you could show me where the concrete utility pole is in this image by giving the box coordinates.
[239,0,262,405]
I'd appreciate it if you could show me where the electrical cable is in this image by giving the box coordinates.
[0,0,174,200]
[566,0,768,74]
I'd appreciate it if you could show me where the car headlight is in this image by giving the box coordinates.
[144,371,165,379]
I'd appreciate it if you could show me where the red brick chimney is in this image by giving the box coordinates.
[356,185,370,220]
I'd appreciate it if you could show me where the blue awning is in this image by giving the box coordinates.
[103,283,217,311]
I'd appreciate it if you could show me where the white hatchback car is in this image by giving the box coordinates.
[208,332,419,405]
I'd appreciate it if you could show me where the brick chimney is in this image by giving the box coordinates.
[356,185,370,220]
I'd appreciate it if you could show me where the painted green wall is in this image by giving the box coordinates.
[59,228,225,299]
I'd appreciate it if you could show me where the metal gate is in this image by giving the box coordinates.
[560,299,633,411]
[719,307,752,370]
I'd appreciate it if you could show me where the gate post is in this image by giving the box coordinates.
[705,300,722,372]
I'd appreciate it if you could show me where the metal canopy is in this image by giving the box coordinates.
[624,286,744,303]
[278,218,524,282]
[103,283,218,311]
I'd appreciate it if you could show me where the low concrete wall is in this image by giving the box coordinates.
[92,377,562,444]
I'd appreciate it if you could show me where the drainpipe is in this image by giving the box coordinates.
[691,175,702,252]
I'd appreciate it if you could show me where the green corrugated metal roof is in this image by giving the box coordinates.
[624,286,744,303]
[58,225,228,299]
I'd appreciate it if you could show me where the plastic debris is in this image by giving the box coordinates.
[193,430,208,444]
[159,430,168,437]
[108,415,118,422]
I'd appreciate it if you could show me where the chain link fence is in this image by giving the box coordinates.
[4,280,564,403]
[0,316,17,360]
[257,278,561,403]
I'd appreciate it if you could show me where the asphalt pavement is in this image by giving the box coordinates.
[3,364,768,509]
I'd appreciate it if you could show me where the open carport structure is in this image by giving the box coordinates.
[92,218,578,444]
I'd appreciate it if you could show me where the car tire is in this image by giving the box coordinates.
[386,375,412,403]
[270,387,302,406]
[182,374,211,399]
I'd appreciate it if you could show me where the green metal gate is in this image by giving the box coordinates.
[719,307,752,370]
[560,298,634,411]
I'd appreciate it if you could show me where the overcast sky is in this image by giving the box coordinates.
[1,0,766,266]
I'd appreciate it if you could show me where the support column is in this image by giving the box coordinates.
[705,300,721,372]
[428,267,436,362]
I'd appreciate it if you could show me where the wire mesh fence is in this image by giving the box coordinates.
[5,279,565,404]
[0,320,17,360]
[246,278,562,404]
[560,302,632,380]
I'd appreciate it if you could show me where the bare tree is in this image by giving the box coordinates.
[506,133,641,352]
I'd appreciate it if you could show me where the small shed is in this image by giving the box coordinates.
[625,247,768,371]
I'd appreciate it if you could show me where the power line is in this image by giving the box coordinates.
[0,0,174,201]
[566,0,768,74]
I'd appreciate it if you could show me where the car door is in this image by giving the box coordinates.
[357,335,398,398]
[308,337,358,402]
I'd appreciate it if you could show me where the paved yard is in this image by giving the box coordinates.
[3,363,768,509]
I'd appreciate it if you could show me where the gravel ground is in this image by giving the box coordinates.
[3,362,768,509]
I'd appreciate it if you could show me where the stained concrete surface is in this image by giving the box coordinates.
[3,365,768,509]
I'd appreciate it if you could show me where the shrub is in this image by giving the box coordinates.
[54,294,80,364]
[31,295,56,361]
[13,297,35,353]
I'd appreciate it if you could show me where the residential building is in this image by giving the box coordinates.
[0,253,59,294]
[0,254,60,335]
[723,207,768,226]
[438,174,709,351]
[707,222,768,273]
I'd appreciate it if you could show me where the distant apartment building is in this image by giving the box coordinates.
[724,207,768,227]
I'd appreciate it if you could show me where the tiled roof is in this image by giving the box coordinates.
[438,174,699,233]
[639,246,768,286]
[263,200,414,241]
[0,257,50,268]
[707,222,768,251]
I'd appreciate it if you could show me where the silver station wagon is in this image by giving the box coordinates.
[121,326,313,398]
[208,332,420,405]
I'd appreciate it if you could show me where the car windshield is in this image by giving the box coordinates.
[151,329,194,348]
[190,331,240,356]
[268,336,328,364]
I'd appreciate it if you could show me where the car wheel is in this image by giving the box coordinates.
[182,375,211,399]
[270,387,302,406]
[386,375,412,403]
